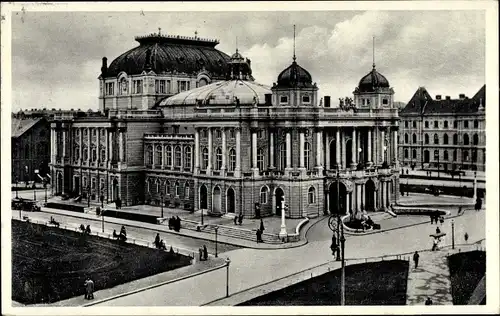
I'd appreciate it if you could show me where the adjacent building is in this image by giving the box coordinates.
[399,85,486,172]
[50,31,400,219]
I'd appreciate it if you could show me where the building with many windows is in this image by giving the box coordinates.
[399,85,486,172]
[50,31,400,219]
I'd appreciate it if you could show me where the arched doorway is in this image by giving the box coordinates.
[346,139,353,167]
[329,139,337,169]
[112,178,119,201]
[57,173,63,195]
[226,187,235,213]
[274,187,285,216]
[212,186,221,214]
[365,180,376,212]
[199,184,208,209]
[329,181,347,214]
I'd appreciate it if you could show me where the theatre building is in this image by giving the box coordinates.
[50,31,400,219]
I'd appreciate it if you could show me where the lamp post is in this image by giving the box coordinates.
[225,257,231,297]
[87,185,91,207]
[15,177,19,199]
[336,168,341,261]
[160,192,164,219]
[340,225,346,306]
[215,226,219,258]
[44,180,48,203]
[201,207,204,225]
[32,182,37,201]
[101,209,105,233]
[451,219,455,250]
[100,192,104,208]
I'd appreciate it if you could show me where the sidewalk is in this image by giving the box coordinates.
[406,241,485,305]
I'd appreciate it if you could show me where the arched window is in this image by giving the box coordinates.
[166,145,172,167]
[424,134,429,144]
[404,148,409,158]
[174,146,182,168]
[257,148,264,170]
[404,133,409,144]
[83,146,88,161]
[463,150,469,162]
[202,148,209,169]
[184,146,192,170]
[412,149,417,159]
[472,150,477,162]
[175,181,180,196]
[453,134,458,145]
[215,147,223,170]
[260,186,268,204]
[463,134,469,146]
[453,149,457,161]
[185,182,190,198]
[74,146,80,160]
[100,148,106,162]
[155,145,162,166]
[280,143,286,170]
[434,150,439,161]
[443,150,449,160]
[155,179,160,193]
[473,133,479,145]
[165,180,171,195]
[91,146,97,162]
[443,134,449,145]
[228,149,236,171]
[304,142,311,169]
[412,134,417,144]
[146,145,153,165]
[308,186,316,204]
[433,134,439,145]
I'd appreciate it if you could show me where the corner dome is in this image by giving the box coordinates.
[103,32,231,78]
[275,60,313,89]
[358,65,390,92]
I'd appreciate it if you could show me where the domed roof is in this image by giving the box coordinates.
[103,33,231,78]
[159,79,271,106]
[357,65,390,92]
[275,60,313,89]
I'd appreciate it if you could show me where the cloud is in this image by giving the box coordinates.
[10,10,484,111]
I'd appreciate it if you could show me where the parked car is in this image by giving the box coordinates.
[12,198,42,212]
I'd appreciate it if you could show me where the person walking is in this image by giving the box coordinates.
[436,226,441,235]
[203,245,208,260]
[425,297,433,305]
[430,214,434,225]
[199,247,203,261]
[154,233,160,249]
[233,215,238,225]
[256,229,261,243]
[260,218,265,232]
[432,238,438,251]
[413,251,420,269]
[238,213,243,225]
[84,277,95,300]
[464,232,469,243]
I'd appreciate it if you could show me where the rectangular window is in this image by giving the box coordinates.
[425,121,429,128]
[413,121,417,128]
[178,81,187,92]
[464,120,469,128]
[156,80,166,94]
[444,121,449,128]
[185,186,190,198]
[280,95,288,104]
[302,95,310,103]
[105,82,114,96]
[366,99,371,105]
[382,98,388,105]
[167,80,171,94]
[362,99,366,106]
[434,121,439,128]
[133,80,143,94]
[453,121,458,128]
[474,120,479,128]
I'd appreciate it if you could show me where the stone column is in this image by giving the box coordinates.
[325,132,330,170]
[108,130,113,162]
[252,130,258,169]
[119,130,125,162]
[336,129,341,168]
[380,181,384,210]
[194,129,200,172]
[381,129,386,164]
[367,128,372,165]
[161,145,165,169]
[235,128,241,175]
[87,128,91,165]
[299,130,305,168]
[269,131,275,168]
[105,129,109,162]
[357,184,362,213]
[96,128,100,164]
[386,181,390,208]
[361,182,366,211]
[62,129,67,158]
[351,128,357,167]
[221,128,227,171]
[207,128,212,172]
[341,131,346,169]
[326,190,330,213]
[152,142,156,169]
[345,192,350,216]
[286,130,292,169]
[316,129,323,169]
[393,130,398,166]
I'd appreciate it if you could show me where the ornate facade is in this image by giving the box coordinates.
[50,32,400,219]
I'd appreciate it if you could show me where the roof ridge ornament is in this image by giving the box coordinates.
[293,24,297,62]
[372,35,376,69]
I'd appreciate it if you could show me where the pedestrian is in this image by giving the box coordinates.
[238,213,243,225]
[85,225,91,235]
[464,232,469,243]
[199,247,203,261]
[168,217,173,230]
[256,229,261,243]
[458,206,462,215]
[84,277,95,300]
[430,214,434,225]
[425,297,433,305]
[176,216,181,231]
[234,215,237,225]
[154,233,160,249]
[432,238,438,251]
[436,226,441,235]
[203,245,208,260]
[413,251,420,269]
[260,218,265,232]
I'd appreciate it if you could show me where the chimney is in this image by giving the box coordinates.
[459,94,466,100]
[324,96,331,108]
[435,95,442,100]
[446,96,451,100]
[101,57,108,76]
[264,94,272,105]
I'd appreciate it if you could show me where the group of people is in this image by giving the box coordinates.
[113,225,127,242]
[255,219,265,243]
[430,214,444,225]
[168,216,182,232]
[233,213,244,225]
[79,224,91,235]
[361,215,375,230]
[198,245,209,261]
[154,233,167,250]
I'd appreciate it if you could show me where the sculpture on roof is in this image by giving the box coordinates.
[339,97,356,111]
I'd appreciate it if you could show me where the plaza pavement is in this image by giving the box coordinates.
[87,208,485,306]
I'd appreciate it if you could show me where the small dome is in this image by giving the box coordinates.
[275,61,313,89]
[358,65,390,92]
[160,79,271,106]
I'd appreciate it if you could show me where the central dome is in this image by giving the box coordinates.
[275,61,313,89]
[104,33,231,78]
[358,65,390,92]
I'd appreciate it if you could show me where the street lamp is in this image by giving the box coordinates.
[215,226,219,258]
[15,177,19,199]
[101,209,105,233]
[100,192,104,208]
[32,182,37,201]
[225,257,231,297]
[44,179,48,203]
[336,168,341,261]
[340,225,346,306]
[201,207,204,225]
[160,191,164,219]
[451,219,455,250]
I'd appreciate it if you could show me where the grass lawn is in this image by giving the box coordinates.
[12,220,192,304]
[239,260,409,305]
[447,250,486,305]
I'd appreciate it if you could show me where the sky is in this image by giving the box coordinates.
[10,9,485,111]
